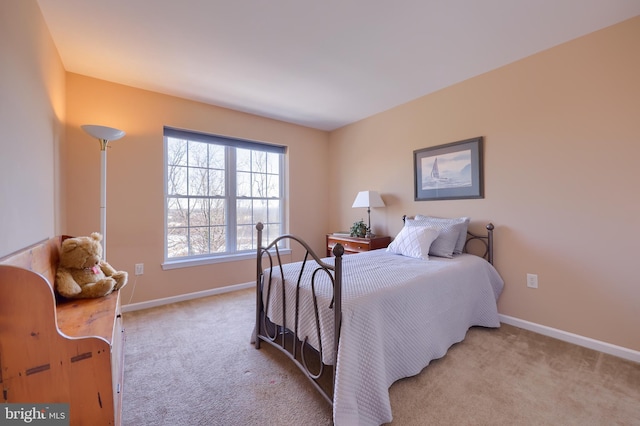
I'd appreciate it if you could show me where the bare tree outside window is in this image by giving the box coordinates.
[164,129,285,261]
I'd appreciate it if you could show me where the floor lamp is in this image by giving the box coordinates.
[81,125,126,260]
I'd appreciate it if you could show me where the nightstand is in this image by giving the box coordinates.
[326,234,391,256]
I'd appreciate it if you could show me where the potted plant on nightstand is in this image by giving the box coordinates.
[350,220,368,238]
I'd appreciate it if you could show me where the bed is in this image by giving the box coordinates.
[254,216,504,425]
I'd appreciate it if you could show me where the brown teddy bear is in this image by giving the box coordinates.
[55,232,128,299]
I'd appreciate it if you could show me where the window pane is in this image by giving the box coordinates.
[168,166,187,195]
[266,174,279,198]
[188,141,208,167]
[210,198,226,226]
[188,167,208,196]
[208,169,225,196]
[237,148,251,172]
[253,199,267,224]
[268,200,280,223]
[167,138,187,166]
[167,198,188,227]
[189,198,210,227]
[208,145,225,169]
[266,223,280,245]
[266,152,279,174]
[236,224,254,251]
[237,199,252,225]
[252,173,266,198]
[252,150,266,172]
[189,227,210,255]
[210,225,226,253]
[167,227,188,258]
[237,171,251,197]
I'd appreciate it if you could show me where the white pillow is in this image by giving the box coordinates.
[386,226,440,260]
[406,218,465,258]
[413,215,470,255]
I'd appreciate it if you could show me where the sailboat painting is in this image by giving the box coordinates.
[414,137,484,201]
[421,150,472,190]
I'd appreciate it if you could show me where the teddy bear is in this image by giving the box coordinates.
[55,232,128,299]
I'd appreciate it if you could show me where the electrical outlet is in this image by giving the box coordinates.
[527,273,538,288]
[135,263,144,276]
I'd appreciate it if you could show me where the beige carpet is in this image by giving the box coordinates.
[121,288,640,425]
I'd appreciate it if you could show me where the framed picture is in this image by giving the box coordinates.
[414,136,484,201]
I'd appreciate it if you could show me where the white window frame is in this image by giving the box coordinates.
[162,127,288,269]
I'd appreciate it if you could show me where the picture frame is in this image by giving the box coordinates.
[414,136,484,201]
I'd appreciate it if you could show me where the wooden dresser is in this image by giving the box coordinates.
[326,234,391,256]
[0,236,124,425]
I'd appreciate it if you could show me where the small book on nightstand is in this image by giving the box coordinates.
[332,232,351,237]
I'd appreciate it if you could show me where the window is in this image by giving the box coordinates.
[164,127,286,265]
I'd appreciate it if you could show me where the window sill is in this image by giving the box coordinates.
[161,248,292,270]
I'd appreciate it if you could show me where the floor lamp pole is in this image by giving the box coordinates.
[81,124,126,262]
[100,140,108,260]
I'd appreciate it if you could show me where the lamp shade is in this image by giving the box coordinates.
[81,125,125,141]
[352,191,385,208]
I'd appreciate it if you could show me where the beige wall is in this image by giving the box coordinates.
[64,74,330,304]
[0,0,65,257]
[328,16,640,351]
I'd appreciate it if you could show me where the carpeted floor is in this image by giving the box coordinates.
[121,288,640,425]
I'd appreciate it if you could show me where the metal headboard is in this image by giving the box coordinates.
[401,215,494,264]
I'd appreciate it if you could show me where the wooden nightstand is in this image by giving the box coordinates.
[326,234,391,256]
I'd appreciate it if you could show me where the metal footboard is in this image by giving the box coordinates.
[254,222,343,405]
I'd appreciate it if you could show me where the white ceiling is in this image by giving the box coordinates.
[37,1,640,131]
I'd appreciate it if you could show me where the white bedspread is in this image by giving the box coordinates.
[262,250,504,426]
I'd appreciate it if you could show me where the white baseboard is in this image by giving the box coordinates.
[499,314,640,363]
[121,281,254,313]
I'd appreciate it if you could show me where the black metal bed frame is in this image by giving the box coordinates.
[254,220,494,407]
